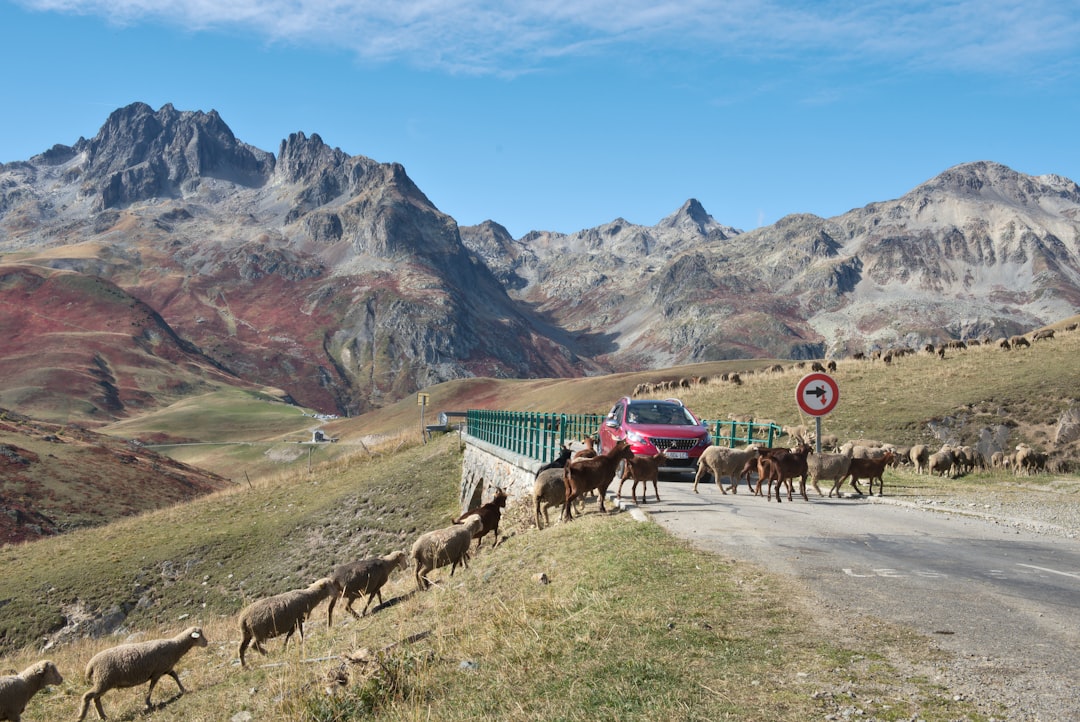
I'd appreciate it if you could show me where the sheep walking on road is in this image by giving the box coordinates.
[238,578,340,667]
[77,627,207,721]
[0,660,63,722]
[327,551,409,626]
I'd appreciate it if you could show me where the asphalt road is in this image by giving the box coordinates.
[629,478,1080,717]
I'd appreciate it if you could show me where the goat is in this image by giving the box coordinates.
[562,439,634,521]
[571,436,598,460]
[755,443,812,501]
[836,451,895,496]
[535,445,573,477]
[616,452,667,504]
[453,487,508,549]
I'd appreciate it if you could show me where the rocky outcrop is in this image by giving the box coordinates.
[77,102,274,209]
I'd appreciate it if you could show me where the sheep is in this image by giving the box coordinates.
[908,444,930,473]
[616,452,667,504]
[928,447,956,478]
[77,627,207,721]
[412,515,483,590]
[533,468,583,530]
[453,487,508,549]
[327,550,409,626]
[692,445,757,494]
[807,451,852,498]
[1032,329,1055,341]
[0,661,63,722]
[1009,334,1030,348]
[238,577,340,667]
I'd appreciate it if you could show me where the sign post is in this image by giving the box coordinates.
[417,392,430,443]
[795,372,840,454]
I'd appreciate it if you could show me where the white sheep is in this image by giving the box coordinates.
[327,551,409,625]
[0,660,63,722]
[412,516,483,590]
[806,451,852,498]
[909,444,930,473]
[76,626,207,721]
[238,577,340,667]
[692,445,757,494]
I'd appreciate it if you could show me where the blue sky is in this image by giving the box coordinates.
[2,1,1078,239]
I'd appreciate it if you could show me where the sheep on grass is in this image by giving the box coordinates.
[238,577,340,667]
[327,551,409,626]
[0,660,63,722]
[76,626,207,721]
[412,516,483,590]
[533,468,583,529]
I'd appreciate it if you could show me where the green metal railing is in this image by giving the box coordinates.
[465,410,605,463]
[465,409,782,463]
[709,420,781,448]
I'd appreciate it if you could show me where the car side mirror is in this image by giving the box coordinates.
[604,419,619,428]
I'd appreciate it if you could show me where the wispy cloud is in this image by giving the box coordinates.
[17,0,1080,77]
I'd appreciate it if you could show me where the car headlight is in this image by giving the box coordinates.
[625,431,647,444]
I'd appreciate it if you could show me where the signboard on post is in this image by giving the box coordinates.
[796,373,839,417]
[796,372,839,454]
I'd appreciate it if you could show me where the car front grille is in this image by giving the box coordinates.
[649,437,698,451]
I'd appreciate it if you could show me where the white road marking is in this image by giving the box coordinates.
[1017,563,1080,580]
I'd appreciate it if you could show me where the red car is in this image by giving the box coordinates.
[598,397,712,475]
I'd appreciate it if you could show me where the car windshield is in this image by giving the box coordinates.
[627,403,695,425]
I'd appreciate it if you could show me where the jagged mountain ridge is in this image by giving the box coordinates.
[0,103,593,419]
[2,102,1079,421]
[462,161,1080,363]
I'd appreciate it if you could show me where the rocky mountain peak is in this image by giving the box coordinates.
[79,101,274,209]
[657,197,741,240]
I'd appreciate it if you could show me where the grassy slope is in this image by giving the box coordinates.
[2,435,984,722]
[4,328,1077,718]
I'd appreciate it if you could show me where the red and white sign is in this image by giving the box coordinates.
[796,373,839,417]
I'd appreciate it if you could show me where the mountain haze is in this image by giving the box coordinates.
[2,103,1080,420]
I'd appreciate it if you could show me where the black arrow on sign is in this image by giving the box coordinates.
[805,385,828,401]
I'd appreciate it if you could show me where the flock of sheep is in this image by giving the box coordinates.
[0,493,509,720]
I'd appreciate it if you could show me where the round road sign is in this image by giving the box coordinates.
[796,373,839,416]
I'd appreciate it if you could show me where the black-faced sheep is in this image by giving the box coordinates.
[238,577,340,667]
[0,660,63,722]
[412,515,483,590]
[453,488,508,549]
[692,445,757,494]
[77,627,207,721]
[327,551,409,626]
